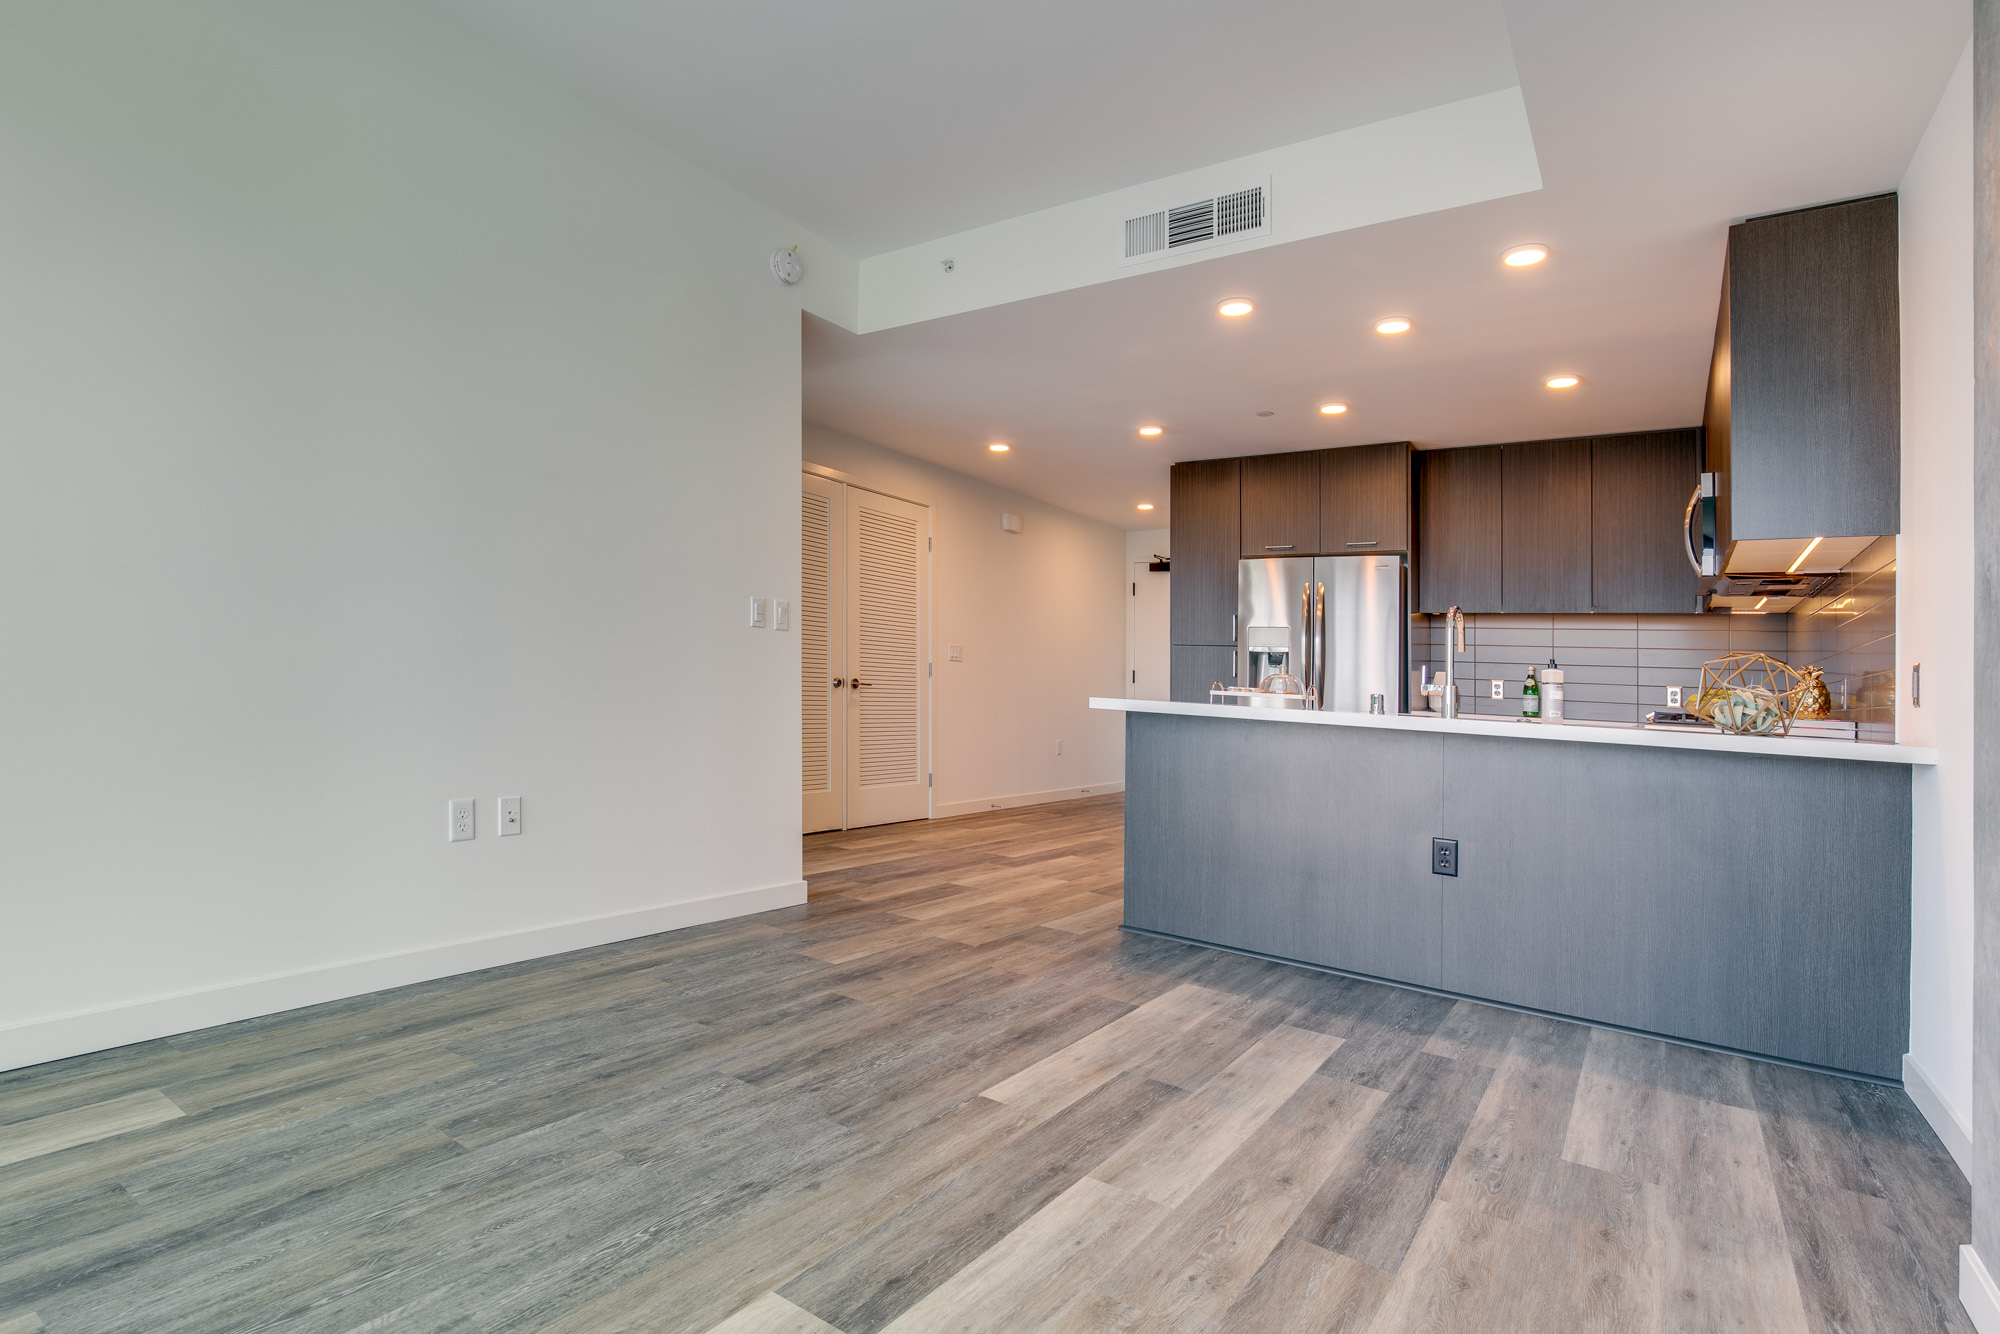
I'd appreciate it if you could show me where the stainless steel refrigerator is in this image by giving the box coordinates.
[1238,555,1407,712]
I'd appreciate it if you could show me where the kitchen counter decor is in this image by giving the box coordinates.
[1694,651,1803,736]
[1791,665,1834,720]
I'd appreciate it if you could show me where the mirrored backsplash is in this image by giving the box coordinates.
[1413,537,1895,735]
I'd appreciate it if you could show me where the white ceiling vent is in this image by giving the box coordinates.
[1120,180,1270,266]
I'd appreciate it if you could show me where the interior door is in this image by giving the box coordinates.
[843,486,931,827]
[1128,561,1170,700]
[802,473,844,833]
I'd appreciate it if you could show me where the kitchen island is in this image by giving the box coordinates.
[1093,697,1935,1080]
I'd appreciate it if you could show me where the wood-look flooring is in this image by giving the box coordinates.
[0,794,1972,1332]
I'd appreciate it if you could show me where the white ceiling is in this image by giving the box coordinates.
[425,0,1969,532]
[421,0,1521,257]
[807,0,1968,527]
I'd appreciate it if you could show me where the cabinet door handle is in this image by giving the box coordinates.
[1345,540,1378,548]
[1264,544,1295,551]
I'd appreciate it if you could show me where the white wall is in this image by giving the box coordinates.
[1126,530,1172,701]
[1899,38,1976,1172]
[0,2,858,1071]
[803,424,1126,815]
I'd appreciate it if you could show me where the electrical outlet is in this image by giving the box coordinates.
[1432,837,1458,877]
[1667,685,1683,707]
[773,600,790,631]
[448,798,475,842]
[1490,679,1504,700]
[748,596,766,629]
[499,795,521,836]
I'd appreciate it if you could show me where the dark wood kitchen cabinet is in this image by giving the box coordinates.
[1415,446,1502,613]
[1717,193,1899,545]
[1501,438,1592,613]
[1592,429,1700,613]
[1319,441,1412,553]
[1239,451,1320,557]
[1169,457,1240,648]
[1170,645,1236,703]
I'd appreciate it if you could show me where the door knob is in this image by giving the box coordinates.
[849,678,871,688]
[832,678,845,689]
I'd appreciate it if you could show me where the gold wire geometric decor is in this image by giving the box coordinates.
[1692,651,1802,736]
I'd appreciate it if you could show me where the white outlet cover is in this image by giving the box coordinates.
[748,596,766,628]
[1490,679,1504,700]
[774,599,790,631]
[499,795,522,836]
[1667,686,1683,706]
[448,797,475,842]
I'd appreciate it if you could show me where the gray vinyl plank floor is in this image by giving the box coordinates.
[0,795,1973,1332]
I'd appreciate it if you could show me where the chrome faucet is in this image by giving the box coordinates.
[1419,606,1466,718]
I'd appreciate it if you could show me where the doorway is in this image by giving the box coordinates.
[1128,559,1171,701]
[802,470,932,833]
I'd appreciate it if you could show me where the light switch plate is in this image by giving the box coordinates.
[499,795,521,836]
[748,596,766,629]
[948,643,964,662]
[1666,685,1683,707]
[448,798,475,842]
[773,600,790,631]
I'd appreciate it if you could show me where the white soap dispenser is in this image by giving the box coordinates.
[1541,657,1565,724]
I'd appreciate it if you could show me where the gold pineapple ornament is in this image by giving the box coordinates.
[1791,666,1833,720]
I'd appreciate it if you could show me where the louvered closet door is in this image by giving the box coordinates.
[801,473,844,833]
[843,487,931,827]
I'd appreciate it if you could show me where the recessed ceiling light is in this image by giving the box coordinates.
[1138,425,1163,436]
[1545,375,1580,389]
[1218,298,1255,318]
[988,443,1010,452]
[1503,244,1550,267]
[1319,403,1349,415]
[1375,317,1412,335]
[1136,503,1155,511]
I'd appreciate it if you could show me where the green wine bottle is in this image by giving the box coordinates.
[1523,667,1540,719]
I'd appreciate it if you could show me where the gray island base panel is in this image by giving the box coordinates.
[1121,710,1914,1081]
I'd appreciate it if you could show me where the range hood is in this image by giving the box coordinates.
[1685,477,1888,610]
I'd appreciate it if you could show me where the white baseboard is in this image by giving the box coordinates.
[934,781,1124,820]
[1904,1052,1974,1179]
[0,878,807,1075]
[1963,1245,2000,1333]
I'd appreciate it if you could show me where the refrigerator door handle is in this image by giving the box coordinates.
[1313,581,1327,707]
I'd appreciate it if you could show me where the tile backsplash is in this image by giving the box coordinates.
[1413,539,1896,729]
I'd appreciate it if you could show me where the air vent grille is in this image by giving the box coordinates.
[1119,180,1270,266]
[1124,212,1165,259]
[1167,200,1216,248]
[1216,186,1264,236]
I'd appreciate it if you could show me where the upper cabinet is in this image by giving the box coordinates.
[1415,431,1701,615]
[1320,442,1413,554]
[1500,438,1593,614]
[1416,446,1502,613]
[1711,193,1899,547]
[1169,457,1241,646]
[1173,443,1415,644]
[1592,430,1700,613]
[1239,451,1320,557]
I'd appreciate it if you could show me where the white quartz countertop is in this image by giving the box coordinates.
[1090,698,1937,766]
